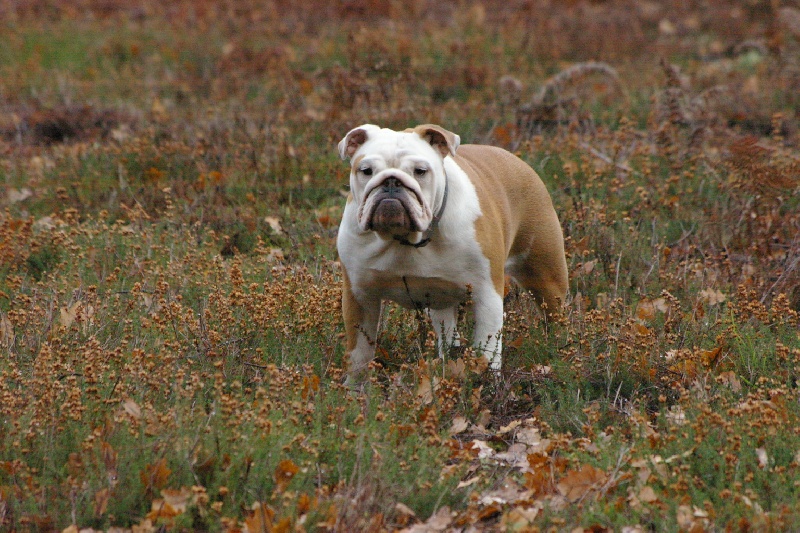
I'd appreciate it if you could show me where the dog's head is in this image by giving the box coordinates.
[338,124,459,240]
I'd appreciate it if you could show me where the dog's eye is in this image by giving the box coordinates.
[360,167,373,176]
[414,167,427,177]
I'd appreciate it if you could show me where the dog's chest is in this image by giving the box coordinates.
[352,240,488,310]
[361,271,466,310]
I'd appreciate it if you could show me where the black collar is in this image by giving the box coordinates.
[393,173,448,248]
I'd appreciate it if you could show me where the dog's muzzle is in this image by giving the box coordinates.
[363,177,422,233]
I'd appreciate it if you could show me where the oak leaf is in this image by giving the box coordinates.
[264,216,284,234]
[140,458,171,491]
[638,486,658,503]
[700,288,726,305]
[244,502,275,533]
[556,464,607,502]
[161,487,192,513]
[449,416,469,435]
[274,459,299,492]
[59,302,81,329]
[146,500,180,521]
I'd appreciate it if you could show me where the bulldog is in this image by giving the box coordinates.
[337,124,568,385]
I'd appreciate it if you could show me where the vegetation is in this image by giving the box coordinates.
[1,1,799,531]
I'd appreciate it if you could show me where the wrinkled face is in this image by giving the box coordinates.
[344,127,445,236]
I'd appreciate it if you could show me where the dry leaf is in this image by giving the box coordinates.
[676,505,693,529]
[60,302,81,329]
[140,458,171,491]
[480,480,534,505]
[495,443,529,467]
[264,216,284,234]
[151,98,167,117]
[621,526,645,533]
[8,187,33,204]
[659,19,677,35]
[122,398,142,419]
[161,487,192,513]
[516,427,544,448]
[532,364,552,376]
[666,405,686,426]
[664,448,694,463]
[456,476,480,489]
[146,500,180,521]
[297,492,316,515]
[699,288,726,305]
[245,502,275,533]
[780,7,800,38]
[0,313,13,348]
[399,506,453,532]
[94,488,110,518]
[556,464,607,502]
[471,440,495,459]
[635,299,654,320]
[475,408,491,430]
[424,506,453,530]
[502,506,540,530]
[596,292,609,308]
[636,298,669,321]
[445,358,466,379]
[756,447,769,469]
[265,247,285,262]
[638,486,658,503]
[395,502,417,518]
[449,416,469,435]
[416,376,439,405]
[718,371,741,392]
[498,420,522,435]
[506,336,525,349]
[274,459,299,492]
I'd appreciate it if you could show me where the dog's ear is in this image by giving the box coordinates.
[338,125,379,160]
[413,124,460,158]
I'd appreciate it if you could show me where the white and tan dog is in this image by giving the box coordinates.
[337,124,568,385]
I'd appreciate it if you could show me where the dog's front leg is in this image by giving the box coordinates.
[342,272,380,387]
[472,286,505,371]
[429,306,460,359]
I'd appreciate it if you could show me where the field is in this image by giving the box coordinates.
[1,0,800,531]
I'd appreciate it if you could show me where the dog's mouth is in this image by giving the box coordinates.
[360,178,426,234]
[369,196,414,232]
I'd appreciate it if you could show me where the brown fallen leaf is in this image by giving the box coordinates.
[274,459,299,492]
[140,458,171,492]
[59,301,81,329]
[556,464,608,502]
[161,487,193,513]
[699,288,726,305]
[8,187,33,204]
[638,485,658,503]
[756,447,769,469]
[449,416,469,435]
[244,502,275,533]
[264,216,284,234]
[122,398,142,419]
[146,499,180,521]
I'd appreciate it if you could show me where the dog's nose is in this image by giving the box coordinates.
[382,177,402,193]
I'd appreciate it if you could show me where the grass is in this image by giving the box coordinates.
[1,0,800,531]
